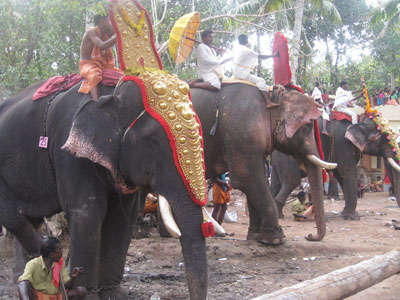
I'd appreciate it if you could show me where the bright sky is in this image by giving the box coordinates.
[220,0,386,80]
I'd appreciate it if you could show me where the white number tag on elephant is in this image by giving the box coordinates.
[38,136,48,148]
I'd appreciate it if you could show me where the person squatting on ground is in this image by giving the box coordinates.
[18,237,86,300]
[333,80,364,124]
[78,14,118,100]
[232,34,279,109]
[191,30,232,91]
[292,191,314,221]
[212,173,232,226]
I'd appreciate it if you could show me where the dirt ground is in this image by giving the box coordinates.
[1,191,399,300]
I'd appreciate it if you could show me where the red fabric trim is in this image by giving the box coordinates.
[331,111,352,122]
[314,119,324,161]
[122,75,206,206]
[109,0,163,71]
[287,84,305,94]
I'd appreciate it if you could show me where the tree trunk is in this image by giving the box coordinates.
[252,249,400,300]
[291,0,305,84]
[257,29,261,77]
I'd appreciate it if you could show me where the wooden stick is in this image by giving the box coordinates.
[184,36,224,52]
[252,249,400,300]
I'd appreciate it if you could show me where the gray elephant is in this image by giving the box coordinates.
[191,84,336,244]
[0,77,208,299]
[272,116,400,220]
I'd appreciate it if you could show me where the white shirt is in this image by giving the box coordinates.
[232,44,258,78]
[311,87,322,100]
[197,43,223,77]
[333,87,353,109]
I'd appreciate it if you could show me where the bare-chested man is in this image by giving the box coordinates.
[78,14,117,100]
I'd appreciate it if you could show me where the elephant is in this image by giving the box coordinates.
[271,116,400,220]
[190,84,337,244]
[0,79,208,300]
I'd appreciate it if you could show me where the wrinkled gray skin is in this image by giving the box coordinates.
[0,82,207,300]
[191,84,327,243]
[272,117,400,220]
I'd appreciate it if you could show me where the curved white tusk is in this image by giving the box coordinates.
[158,195,181,238]
[388,158,400,173]
[306,154,337,170]
[202,207,226,235]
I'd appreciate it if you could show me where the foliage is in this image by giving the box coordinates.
[0,0,108,97]
[369,0,400,38]
[1,0,399,99]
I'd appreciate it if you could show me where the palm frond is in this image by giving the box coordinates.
[309,0,341,24]
[377,11,400,39]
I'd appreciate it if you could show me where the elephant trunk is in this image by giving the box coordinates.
[304,159,326,241]
[391,166,400,208]
[169,195,208,300]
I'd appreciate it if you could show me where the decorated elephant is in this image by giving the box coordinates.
[0,70,212,299]
[272,115,400,220]
[191,84,337,244]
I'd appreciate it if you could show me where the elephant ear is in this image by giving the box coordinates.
[62,95,122,176]
[345,124,367,152]
[283,92,322,139]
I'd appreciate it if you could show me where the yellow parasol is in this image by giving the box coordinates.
[169,12,201,64]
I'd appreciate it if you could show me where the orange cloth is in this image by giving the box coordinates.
[212,184,231,205]
[35,290,63,300]
[78,27,117,94]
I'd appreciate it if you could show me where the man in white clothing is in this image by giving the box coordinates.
[333,80,364,124]
[191,30,232,91]
[311,82,322,104]
[232,34,279,108]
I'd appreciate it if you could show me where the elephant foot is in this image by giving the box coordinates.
[341,210,360,221]
[99,285,129,300]
[246,227,260,241]
[258,226,285,246]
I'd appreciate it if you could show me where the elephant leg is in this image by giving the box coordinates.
[274,181,300,220]
[246,199,261,240]
[11,217,43,282]
[270,166,285,219]
[229,157,284,245]
[1,200,43,282]
[334,168,360,220]
[97,193,141,300]
[65,192,108,298]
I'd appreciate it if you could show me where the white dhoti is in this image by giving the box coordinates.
[200,72,221,90]
[335,106,358,124]
[242,73,270,91]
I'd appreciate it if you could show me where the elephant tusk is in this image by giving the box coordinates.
[202,207,226,235]
[306,155,337,170]
[387,158,400,173]
[158,195,181,238]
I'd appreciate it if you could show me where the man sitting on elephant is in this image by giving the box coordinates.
[232,34,279,108]
[78,14,120,100]
[191,30,232,91]
[333,80,364,124]
[18,237,86,300]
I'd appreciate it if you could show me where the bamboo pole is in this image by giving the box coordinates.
[252,249,400,300]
